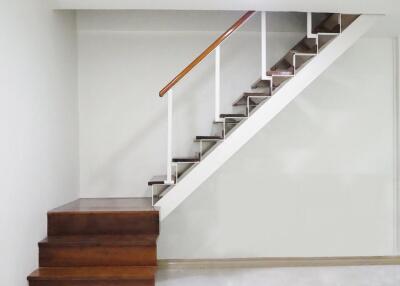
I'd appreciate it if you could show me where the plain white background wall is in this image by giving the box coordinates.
[77,11,396,258]
[0,1,79,285]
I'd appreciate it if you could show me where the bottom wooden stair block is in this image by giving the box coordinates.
[39,235,157,267]
[28,266,156,286]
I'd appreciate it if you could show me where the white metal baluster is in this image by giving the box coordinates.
[307,12,318,52]
[165,89,174,184]
[307,12,313,38]
[215,46,221,122]
[261,11,267,80]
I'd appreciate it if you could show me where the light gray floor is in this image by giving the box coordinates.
[157,265,400,286]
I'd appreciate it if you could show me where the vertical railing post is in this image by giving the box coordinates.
[307,12,312,38]
[215,46,221,121]
[165,89,174,184]
[307,12,318,51]
[261,11,267,79]
[307,12,318,39]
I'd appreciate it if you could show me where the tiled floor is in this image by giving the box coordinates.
[157,265,400,286]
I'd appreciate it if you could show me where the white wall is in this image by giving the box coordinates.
[0,1,79,286]
[77,11,396,257]
[157,37,396,258]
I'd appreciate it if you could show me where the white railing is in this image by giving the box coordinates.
[162,11,326,187]
[165,89,174,184]
[161,11,262,185]
[261,11,268,80]
[215,46,221,122]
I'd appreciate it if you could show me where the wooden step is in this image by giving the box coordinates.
[341,14,359,30]
[318,33,338,50]
[39,235,157,267]
[267,69,294,76]
[172,155,200,163]
[148,175,176,186]
[294,39,318,53]
[251,78,272,89]
[232,92,271,107]
[286,51,316,70]
[270,58,292,73]
[48,199,159,236]
[28,266,155,286]
[195,135,224,142]
[220,113,247,118]
[317,13,341,33]
[214,118,241,125]
[272,75,292,88]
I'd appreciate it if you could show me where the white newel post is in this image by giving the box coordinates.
[261,11,267,79]
[215,46,221,121]
[166,89,174,184]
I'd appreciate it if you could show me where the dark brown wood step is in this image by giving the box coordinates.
[271,58,292,71]
[39,235,157,267]
[28,266,155,286]
[295,39,318,53]
[341,14,359,30]
[220,113,247,118]
[195,135,224,141]
[285,50,316,70]
[251,78,272,89]
[214,118,241,125]
[48,199,159,236]
[315,13,341,33]
[148,175,176,186]
[289,49,316,56]
[232,92,271,107]
[267,69,294,76]
[40,235,157,247]
[172,155,200,163]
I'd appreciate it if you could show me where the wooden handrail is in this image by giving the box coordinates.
[159,11,256,97]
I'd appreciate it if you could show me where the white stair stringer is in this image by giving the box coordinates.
[155,14,381,221]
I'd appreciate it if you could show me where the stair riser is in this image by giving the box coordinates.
[48,213,159,236]
[29,280,154,286]
[39,245,157,267]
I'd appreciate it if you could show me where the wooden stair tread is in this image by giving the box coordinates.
[232,92,270,106]
[172,156,200,163]
[289,49,316,56]
[195,135,224,141]
[39,235,157,247]
[267,69,294,76]
[251,78,272,89]
[214,119,240,124]
[299,37,317,51]
[220,113,247,118]
[148,175,176,186]
[49,198,155,213]
[28,266,155,281]
[291,41,317,54]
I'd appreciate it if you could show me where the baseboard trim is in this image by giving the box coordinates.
[158,256,400,269]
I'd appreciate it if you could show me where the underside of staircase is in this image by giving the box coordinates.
[27,198,158,286]
[148,12,379,220]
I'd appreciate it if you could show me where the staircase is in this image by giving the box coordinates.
[27,198,158,286]
[148,12,380,220]
[25,10,381,286]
